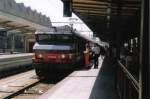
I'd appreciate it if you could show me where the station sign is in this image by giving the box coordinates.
[63,0,72,17]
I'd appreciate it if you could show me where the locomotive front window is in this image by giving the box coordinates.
[37,35,52,42]
[55,35,73,43]
[36,34,73,44]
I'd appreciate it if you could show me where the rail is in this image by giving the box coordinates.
[117,60,139,99]
[118,61,139,91]
[0,70,39,99]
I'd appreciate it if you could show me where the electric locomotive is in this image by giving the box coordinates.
[32,27,86,79]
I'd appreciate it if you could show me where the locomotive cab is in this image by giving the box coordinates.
[32,31,85,79]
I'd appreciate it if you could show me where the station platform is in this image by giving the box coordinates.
[0,53,33,60]
[39,57,118,99]
[0,53,33,77]
[0,53,33,67]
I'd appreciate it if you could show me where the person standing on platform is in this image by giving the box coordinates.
[92,44,100,69]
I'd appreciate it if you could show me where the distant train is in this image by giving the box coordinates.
[32,28,90,79]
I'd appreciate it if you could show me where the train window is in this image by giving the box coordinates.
[55,34,73,43]
[36,34,73,44]
[38,35,52,42]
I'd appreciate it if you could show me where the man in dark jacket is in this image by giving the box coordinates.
[92,44,100,68]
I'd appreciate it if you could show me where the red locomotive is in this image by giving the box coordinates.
[32,27,87,79]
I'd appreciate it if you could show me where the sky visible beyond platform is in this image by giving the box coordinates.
[15,0,93,37]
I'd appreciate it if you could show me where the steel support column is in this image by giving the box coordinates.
[139,0,149,98]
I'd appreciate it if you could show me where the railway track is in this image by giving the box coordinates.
[0,70,39,99]
[0,69,72,99]
[12,81,55,99]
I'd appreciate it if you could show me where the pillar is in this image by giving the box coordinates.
[11,34,15,53]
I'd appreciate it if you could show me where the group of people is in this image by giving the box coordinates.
[85,43,106,69]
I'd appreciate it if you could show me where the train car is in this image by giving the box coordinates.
[32,28,87,79]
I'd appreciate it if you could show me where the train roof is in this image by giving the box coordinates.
[35,25,73,35]
[35,31,72,35]
[35,27,109,47]
[74,31,109,47]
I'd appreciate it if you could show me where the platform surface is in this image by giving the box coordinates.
[0,53,33,68]
[0,53,33,59]
[39,57,118,99]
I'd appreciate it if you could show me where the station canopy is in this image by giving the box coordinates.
[0,18,35,33]
[63,0,141,44]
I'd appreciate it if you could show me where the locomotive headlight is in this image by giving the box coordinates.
[37,53,43,58]
[61,54,65,59]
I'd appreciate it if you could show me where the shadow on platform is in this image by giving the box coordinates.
[89,57,119,99]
